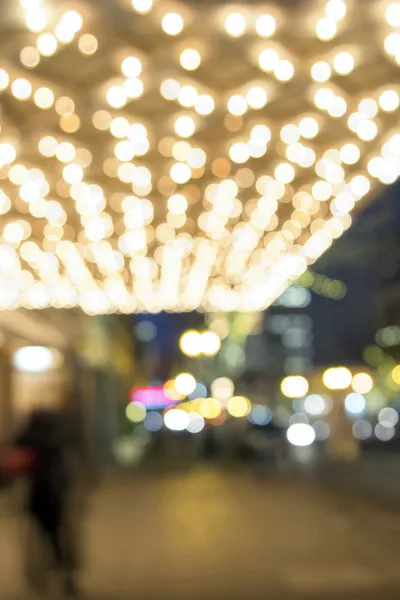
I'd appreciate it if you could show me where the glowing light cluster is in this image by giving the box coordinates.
[0,0,396,313]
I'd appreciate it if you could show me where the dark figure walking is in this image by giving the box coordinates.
[10,408,80,596]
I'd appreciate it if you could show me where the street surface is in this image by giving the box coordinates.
[1,465,400,599]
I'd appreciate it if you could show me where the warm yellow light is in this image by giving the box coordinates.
[280,375,309,398]
[211,377,234,402]
[79,34,98,55]
[55,96,75,116]
[255,14,276,38]
[174,373,196,396]
[225,12,246,37]
[323,366,352,390]
[11,78,32,100]
[180,49,201,71]
[227,396,251,418]
[179,330,202,357]
[60,114,81,133]
[0,69,9,90]
[164,380,185,401]
[93,110,112,130]
[37,33,58,56]
[162,13,184,36]
[351,373,373,394]
[392,365,400,385]
[20,46,40,68]
[126,401,146,423]
[201,331,221,356]
[174,115,195,137]
[333,52,355,75]
[199,398,222,419]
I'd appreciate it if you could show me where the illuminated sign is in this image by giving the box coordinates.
[130,386,178,409]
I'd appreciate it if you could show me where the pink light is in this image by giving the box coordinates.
[130,386,177,409]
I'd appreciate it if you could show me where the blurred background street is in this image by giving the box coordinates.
[2,462,400,600]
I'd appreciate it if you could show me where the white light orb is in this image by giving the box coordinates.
[132,0,153,14]
[37,33,58,56]
[323,366,352,390]
[274,60,294,81]
[333,52,355,75]
[311,61,331,82]
[201,331,221,356]
[174,115,195,137]
[316,17,337,41]
[178,85,198,107]
[275,162,295,183]
[170,163,191,184]
[195,94,215,115]
[164,409,189,431]
[246,87,268,109]
[121,56,142,78]
[179,330,202,357]
[180,49,201,71]
[299,117,319,139]
[174,373,196,396]
[186,412,205,434]
[162,13,184,36]
[351,372,373,394]
[225,12,246,37]
[340,143,360,165]
[13,346,55,372]
[160,79,180,100]
[227,94,247,116]
[386,2,400,27]
[281,375,309,398]
[379,90,400,112]
[304,394,326,416]
[255,14,276,38]
[345,393,366,415]
[287,423,315,447]
[11,78,32,100]
[106,86,127,108]
[258,48,280,72]
[34,87,54,109]
[314,88,335,110]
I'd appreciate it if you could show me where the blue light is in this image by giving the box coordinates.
[188,382,207,400]
[248,404,272,426]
